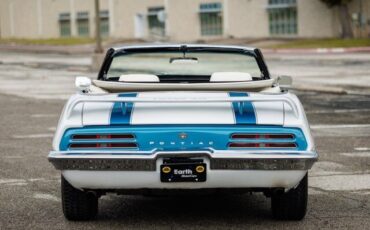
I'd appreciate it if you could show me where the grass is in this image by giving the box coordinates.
[0,37,95,46]
[269,38,370,49]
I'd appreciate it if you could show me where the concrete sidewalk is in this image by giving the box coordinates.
[1,41,370,55]
[262,46,370,54]
[0,43,96,55]
[265,53,370,95]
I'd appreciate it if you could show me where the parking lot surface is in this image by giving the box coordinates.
[0,53,369,229]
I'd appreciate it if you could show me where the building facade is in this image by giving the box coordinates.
[0,0,369,41]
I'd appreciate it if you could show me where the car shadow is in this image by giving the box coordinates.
[96,193,271,224]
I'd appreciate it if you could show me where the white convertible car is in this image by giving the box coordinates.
[49,44,317,221]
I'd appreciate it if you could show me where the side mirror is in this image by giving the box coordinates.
[277,75,293,89]
[75,76,91,92]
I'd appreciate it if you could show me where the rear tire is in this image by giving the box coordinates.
[271,173,308,220]
[61,175,98,221]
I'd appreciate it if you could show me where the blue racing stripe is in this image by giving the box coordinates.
[110,93,137,125]
[229,92,256,124]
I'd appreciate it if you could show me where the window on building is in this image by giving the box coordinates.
[199,3,223,36]
[147,7,165,37]
[267,0,297,35]
[76,12,89,37]
[59,13,71,37]
[100,11,110,38]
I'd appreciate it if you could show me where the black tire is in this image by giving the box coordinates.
[61,175,98,221]
[271,173,308,220]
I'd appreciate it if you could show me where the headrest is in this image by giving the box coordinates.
[210,72,253,82]
[119,74,160,82]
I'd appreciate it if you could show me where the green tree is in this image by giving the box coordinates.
[320,0,354,38]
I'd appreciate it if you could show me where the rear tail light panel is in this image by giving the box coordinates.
[231,134,295,140]
[228,142,297,148]
[69,142,137,149]
[72,134,135,140]
[59,126,308,151]
[229,133,298,149]
[68,133,137,150]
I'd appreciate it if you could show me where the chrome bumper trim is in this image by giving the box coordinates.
[49,150,318,171]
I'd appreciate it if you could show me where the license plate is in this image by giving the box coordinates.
[160,163,206,182]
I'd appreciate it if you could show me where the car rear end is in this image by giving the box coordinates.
[49,91,316,220]
[49,45,317,221]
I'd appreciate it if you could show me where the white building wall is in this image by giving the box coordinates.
[111,0,164,39]
[226,0,269,38]
[297,0,337,38]
[166,0,226,41]
[1,0,365,40]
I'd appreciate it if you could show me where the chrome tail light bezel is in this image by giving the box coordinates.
[68,133,137,150]
[229,133,298,149]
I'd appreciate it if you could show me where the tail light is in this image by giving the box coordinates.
[69,133,137,149]
[229,142,296,148]
[70,142,137,149]
[72,134,134,140]
[231,134,294,139]
[229,133,297,149]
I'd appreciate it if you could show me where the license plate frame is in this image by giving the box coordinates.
[160,163,207,183]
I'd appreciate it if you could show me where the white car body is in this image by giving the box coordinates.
[50,90,316,190]
[49,44,317,220]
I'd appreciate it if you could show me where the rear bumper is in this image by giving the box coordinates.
[49,150,317,190]
[62,170,308,190]
[48,150,317,171]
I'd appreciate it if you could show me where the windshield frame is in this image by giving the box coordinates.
[97,45,270,81]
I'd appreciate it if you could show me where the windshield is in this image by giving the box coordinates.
[106,51,262,81]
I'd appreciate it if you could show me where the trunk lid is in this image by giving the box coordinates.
[82,92,284,126]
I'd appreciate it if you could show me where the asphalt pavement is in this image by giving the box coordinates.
[0,52,369,229]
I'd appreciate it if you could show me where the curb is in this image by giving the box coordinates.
[293,84,370,95]
[293,84,347,94]
[262,46,370,54]
[0,44,95,55]
[1,43,369,55]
